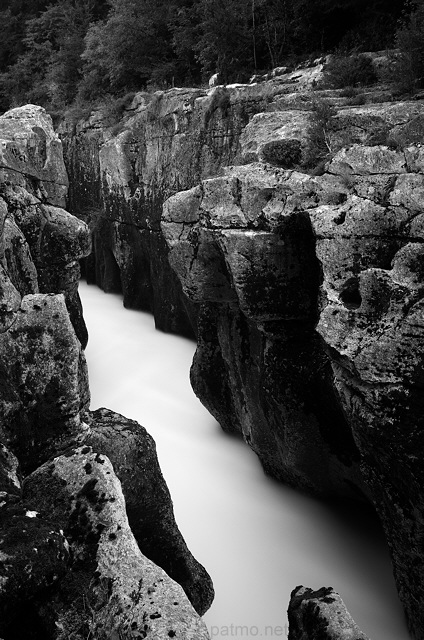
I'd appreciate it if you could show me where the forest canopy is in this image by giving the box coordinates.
[0,0,412,113]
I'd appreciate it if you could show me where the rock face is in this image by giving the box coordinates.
[0,105,213,638]
[0,105,91,346]
[84,407,214,616]
[60,61,424,638]
[288,586,370,640]
[162,136,424,635]
[162,164,364,497]
[24,447,209,640]
[60,68,323,337]
[162,148,424,635]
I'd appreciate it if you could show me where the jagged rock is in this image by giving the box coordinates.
[0,104,214,637]
[23,448,209,640]
[0,293,90,473]
[0,105,91,345]
[163,151,424,637]
[59,65,424,637]
[162,163,365,497]
[0,105,68,208]
[84,407,214,616]
[0,444,70,639]
[238,111,311,166]
[311,154,424,639]
[59,63,328,334]
[288,586,369,640]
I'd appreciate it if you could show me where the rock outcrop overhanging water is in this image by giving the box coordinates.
[58,59,424,639]
[0,105,212,639]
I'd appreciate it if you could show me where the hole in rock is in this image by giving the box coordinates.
[339,278,362,309]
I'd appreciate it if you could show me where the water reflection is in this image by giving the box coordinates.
[79,281,409,640]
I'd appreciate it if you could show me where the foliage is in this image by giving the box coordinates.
[0,0,410,113]
[78,0,179,99]
[302,97,337,173]
[262,139,302,168]
[393,0,424,94]
[0,0,106,111]
[323,53,377,89]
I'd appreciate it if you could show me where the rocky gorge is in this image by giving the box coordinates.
[2,53,424,639]
[0,104,212,639]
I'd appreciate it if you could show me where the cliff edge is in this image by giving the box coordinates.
[0,105,213,639]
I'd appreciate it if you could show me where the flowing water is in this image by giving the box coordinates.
[79,281,410,640]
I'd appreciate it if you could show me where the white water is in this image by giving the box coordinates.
[79,281,410,640]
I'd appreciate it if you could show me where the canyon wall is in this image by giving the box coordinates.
[0,105,212,639]
[60,61,424,639]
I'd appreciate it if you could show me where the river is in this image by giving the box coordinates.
[79,281,410,640]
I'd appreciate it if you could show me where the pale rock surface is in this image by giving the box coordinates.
[0,105,68,207]
[163,150,424,638]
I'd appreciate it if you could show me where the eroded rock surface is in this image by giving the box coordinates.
[59,63,327,336]
[0,106,91,345]
[0,104,213,638]
[288,586,370,640]
[57,62,424,637]
[85,407,214,616]
[162,148,424,637]
[24,448,209,640]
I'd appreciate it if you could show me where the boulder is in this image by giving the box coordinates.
[85,407,214,616]
[0,444,70,639]
[288,586,369,640]
[23,447,209,640]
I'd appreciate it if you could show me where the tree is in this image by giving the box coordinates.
[78,0,179,98]
[195,0,254,82]
[394,0,424,93]
[0,0,107,111]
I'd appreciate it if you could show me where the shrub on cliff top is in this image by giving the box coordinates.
[323,53,377,89]
[302,97,337,174]
[392,0,424,94]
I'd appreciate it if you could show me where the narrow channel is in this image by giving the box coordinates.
[79,281,409,640]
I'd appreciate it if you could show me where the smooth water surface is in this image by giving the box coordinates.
[79,281,409,640]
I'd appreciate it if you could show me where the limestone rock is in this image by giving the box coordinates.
[60,73,324,335]
[0,293,90,473]
[288,586,369,640]
[162,163,365,497]
[24,448,209,640]
[85,407,214,616]
[238,111,311,167]
[0,444,70,638]
[0,104,92,346]
[0,105,68,207]
[163,151,424,637]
